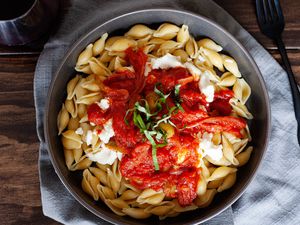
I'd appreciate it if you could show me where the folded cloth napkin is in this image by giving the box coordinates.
[34,0,300,224]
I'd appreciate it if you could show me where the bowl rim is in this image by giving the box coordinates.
[44,8,271,225]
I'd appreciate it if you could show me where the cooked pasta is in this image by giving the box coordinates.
[57,23,254,220]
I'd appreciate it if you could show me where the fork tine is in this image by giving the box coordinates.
[262,0,270,22]
[267,0,276,21]
[256,0,266,24]
[273,0,284,21]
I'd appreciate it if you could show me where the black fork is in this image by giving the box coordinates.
[256,0,300,146]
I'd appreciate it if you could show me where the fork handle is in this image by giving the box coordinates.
[276,37,300,146]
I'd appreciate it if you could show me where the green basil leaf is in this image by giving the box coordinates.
[144,130,159,171]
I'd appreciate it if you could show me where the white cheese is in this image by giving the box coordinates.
[86,143,122,165]
[198,132,223,161]
[86,130,93,146]
[144,62,152,76]
[151,53,184,70]
[97,98,110,110]
[199,71,215,103]
[75,127,84,135]
[98,119,115,144]
[184,62,201,79]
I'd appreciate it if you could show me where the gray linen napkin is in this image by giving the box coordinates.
[34,0,300,224]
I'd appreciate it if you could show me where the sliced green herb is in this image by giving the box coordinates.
[144,130,159,171]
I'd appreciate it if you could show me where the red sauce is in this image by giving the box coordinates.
[87,47,247,206]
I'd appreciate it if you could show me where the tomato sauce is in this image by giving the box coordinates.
[87,47,247,206]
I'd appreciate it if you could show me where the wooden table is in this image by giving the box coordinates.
[1,1,299,224]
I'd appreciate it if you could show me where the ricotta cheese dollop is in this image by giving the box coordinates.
[86,143,122,165]
[98,118,115,144]
[199,71,215,103]
[97,98,110,110]
[151,53,183,70]
[198,132,223,161]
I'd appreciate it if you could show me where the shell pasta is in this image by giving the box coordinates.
[57,23,254,220]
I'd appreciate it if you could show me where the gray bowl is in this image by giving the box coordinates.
[45,9,271,225]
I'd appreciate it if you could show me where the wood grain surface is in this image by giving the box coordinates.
[0,0,299,224]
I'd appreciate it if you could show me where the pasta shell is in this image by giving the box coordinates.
[222,131,241,144]
[73,148,83,163]
[143,44,156,54]
[230,98,253,119]
[233,138,249,154]
[222,134,239,166]
[105,199,126,216]
[236,146,253,166]
[157,40,181,56]
[79,114,88,123]
[88,57,111,77]
[89,167,109,186]
[205,155,231,166]
[120,190,140,201]
[105,36,122,48]
[202,48,224,72]
[144,201,175,216]
[207,178,224,189]
[97,184,116,200]
[173,49,189,62]
[74,78,89,99]
[212,132,221,145]
[218,72,237,87]
[112,159,122,182]
[200,160,210,179]
[107,168,120,193]
[69,157,92,171]
[68,117,79,130]
[148,37,166,45]
[110,198,130,209]
[96,163,111,172]
[153,23,180,40]
[233,78,251,104]
[108,56,127,72]
[92,33,108,56]
[185,37,198,59]
[221,54,241,77]
[76,44,93,66]
[207,166,237,182]
[196,174,207,195]
[75,64,92,74]
[65,98,77,118]
[172,199,198,212]
[217,172,237,192]
[64,149,74,169]
[197,38,223,52]
[125,24,154,38]
[105,38,136,52]
[82,169,99,200]
[80,78,101,92]
[137,34,152,48]
[124,183,142,193]
[77,104,86,119]
[67,75,80,100]
[98,50,113,63]
[107,51,126,58]
[194,189,217,208]
[137,189,165,205]
[177,25,190,45]
[57,104,69,135]
[76,92,102,105]
[62,130,82,149]
[122,208,151,219]
[118,179,128,195]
